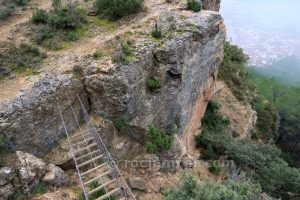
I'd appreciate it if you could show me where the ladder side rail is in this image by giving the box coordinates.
[57,102,89,200]
[76,94,136,200]
[65,91,111,200]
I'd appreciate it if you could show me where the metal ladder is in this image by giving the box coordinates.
[57,92,135,200]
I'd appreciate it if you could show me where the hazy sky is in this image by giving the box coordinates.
[221,0,300,65]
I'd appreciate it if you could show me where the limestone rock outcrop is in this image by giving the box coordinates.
[203,0,221,11]
[0,10,225,160]
[0,183,14,200]
[128,176,147,191]
[0,73,89,157]
[0,167,14,186]
[17,151,47,193]
[85,11,226,145]
[42,164,70,187]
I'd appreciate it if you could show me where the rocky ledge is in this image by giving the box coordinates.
[0,10,225,158]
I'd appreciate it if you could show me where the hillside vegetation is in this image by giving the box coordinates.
[167,42,300,199]
[0,0,30,20]
[164,171,262,200]
[196,100,300,197]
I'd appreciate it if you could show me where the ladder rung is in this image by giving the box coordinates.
[76,149,101,161]
[96,188,121,200]
[81,163,108,176]
[84,170,112,186]
[74,143,97,154]
[88,179,116,195]
[78,155,103,168]
[74,137,94,147]
[70,130,90,139]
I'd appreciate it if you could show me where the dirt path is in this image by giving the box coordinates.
[0,0,51,42]
[40,0,169,73]
[0,0,188,102]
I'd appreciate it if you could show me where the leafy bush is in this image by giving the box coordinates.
[187,0,202,12]
[92,51,104,59]
[208,160,222,175]
[146,79,161,90]
[164,171,262,200]
[114,117,130,132]
[197,100,300,197]
[146,124,174,153]
[0,42,45,79]
[218,42,255,102]
[0,0,30,20]
[0,4,15,20]
[32,181,48,195]
[96,0,144,20]
[31,0,87,50]
[200,144,218,160]
[232,131,239,138]
[32,9,48,24]
[151,23,162,38]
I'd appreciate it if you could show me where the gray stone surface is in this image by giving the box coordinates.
[16,151,47,193]
[42,164,70,187]
[0,183,14,200]
[0,73,89,157]
[128,176,147,191]
[0,11,225,163]
[0,167,14,186]
[85,11,225,142]
[203,0,221,11]
[181,156,195,169]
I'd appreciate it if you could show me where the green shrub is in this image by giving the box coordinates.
[163,171,262,200]
[208,160,222,175]
[250,129,260,140]
[0,42,45,79]
[187,0,201,12]
[32,9,48,24]
[218,42,255,103]
[31,0,87,50]
[14,0,29,6]
[92,51,104,59]
[146,124,174,153]
[146,142,157,154]
[146,79,161,90]
[96,0,144,21]
[232,131,239,138]
[46,4,86,30]
[114,117,129,132]
[0,0,30,20]
[121,41,132,55]
[197,101,300,197]
[0,4,15,20]
[151,23,162,38]
[200,144,218,160]
[32,181,48,195]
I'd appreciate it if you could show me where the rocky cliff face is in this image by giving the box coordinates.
[203,0,221,11]
[0,73,89,157]
[85,11,225,145]
[0,10,225,157]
